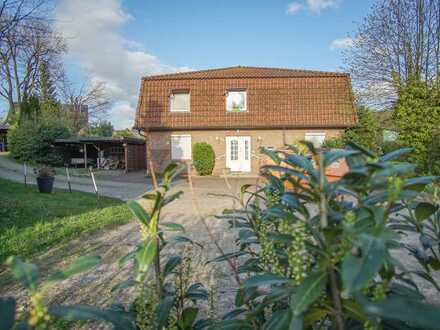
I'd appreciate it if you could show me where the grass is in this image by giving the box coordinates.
[0,177,132,263]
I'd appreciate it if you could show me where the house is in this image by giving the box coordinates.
[0,122,9,152]
[134,66,357,176]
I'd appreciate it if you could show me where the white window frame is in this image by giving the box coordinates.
[226,90,247,112]
[304,132,326,148]
[171,134,192,160]
[170,90,190,112]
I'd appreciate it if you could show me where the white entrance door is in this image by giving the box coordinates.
[226,136,251,172]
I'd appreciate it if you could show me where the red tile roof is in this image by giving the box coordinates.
[144,66,349,81]
[136,66,357,130]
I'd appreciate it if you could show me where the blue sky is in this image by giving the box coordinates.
[53,0,375,129]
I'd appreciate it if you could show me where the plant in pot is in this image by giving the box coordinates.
[36,166,55,193]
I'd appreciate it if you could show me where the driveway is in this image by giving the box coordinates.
[0,170,259,323]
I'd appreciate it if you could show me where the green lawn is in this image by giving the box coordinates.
[0,178,132,263]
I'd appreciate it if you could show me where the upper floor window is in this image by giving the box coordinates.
[305,132,326,148]
[226,90,247,112]
[170,90,190,112]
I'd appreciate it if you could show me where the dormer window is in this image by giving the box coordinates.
[170,90,190,112]
[226,90,247,112]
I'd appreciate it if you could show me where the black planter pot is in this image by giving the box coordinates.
[37,176,55,193]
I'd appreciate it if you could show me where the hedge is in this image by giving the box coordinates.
[192,142,215,176]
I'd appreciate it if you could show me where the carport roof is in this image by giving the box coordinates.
[54,136,145,145]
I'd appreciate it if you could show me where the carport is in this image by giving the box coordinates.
[54,136,146,172]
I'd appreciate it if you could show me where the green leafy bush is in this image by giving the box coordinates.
[344,106,382,152]
[322,137,345,149]
[394,78,440,173]
[211,142,440,329]
[192,142,215,176]
[8,119,70,166]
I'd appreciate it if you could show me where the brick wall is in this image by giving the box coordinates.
[148,128,342,176]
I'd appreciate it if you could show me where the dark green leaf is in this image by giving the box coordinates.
[182,307,199,328]
[263,309,293,330]
[163,255,182,276]
[161,222,185,232]
[358,294,440,329]
[380,148,413,162]
[49,305,135,330]
[169,235,203,248]
[163,191,184,206]
[292,271,327,316]
[127,201,150,225]
[415,202,438,222]
[118,246,141,269]
[214,319,253,330]
[0,297,16,330]
[48,256,101,282]
[155,295,175,329]
[6,257,39,291]
[185,283,209,301]
[244,273,290,288]
[342,234,386,294]
[323,149,359,168]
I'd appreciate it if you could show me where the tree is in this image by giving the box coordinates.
[0,18,65,122]
[82,120,114,137]
[394,77,440,173]
[0,0,47,41]
[344,106,382,152]
[38,58,57,103]
[59,76,111,132]
[344,0,440,106]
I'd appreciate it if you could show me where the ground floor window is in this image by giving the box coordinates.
[305,132,326,148]
[171,135,192,160]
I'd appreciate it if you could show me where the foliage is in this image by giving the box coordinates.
[0,178,131,263]
[113,128,138,138]
[192,142,215,176]
[426,128,440,175]
[394,78,440,174]
[322,137,345,149]
[39,59,58,104]
[1,255,135,329]
[211,142,440,329]
[18,94,41,125]
[35,166,55,178]
[81,120,114,137]
[344,106,382,152]
[8,118,71,166]
[119,164,211,329]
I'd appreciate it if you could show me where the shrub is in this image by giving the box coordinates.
[192,142,215,176]
[211,143,440,329]
[322,137,345,149]
[343,106,382,152]
[8,119,70,166]
[394,78,440,173]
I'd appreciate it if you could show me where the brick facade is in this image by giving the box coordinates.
[148,128,343,176]
[135,66,357,176]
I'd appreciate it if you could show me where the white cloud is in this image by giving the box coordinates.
[330,37,354,50]
[286,2,304,15]
[306,0,340,13]
[287,0,341,15]
[55,0,189,129]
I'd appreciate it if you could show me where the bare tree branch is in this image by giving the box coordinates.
[344,0,440,107]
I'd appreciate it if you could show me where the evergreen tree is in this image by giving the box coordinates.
[394,77,440,173]
[39,60,57,104]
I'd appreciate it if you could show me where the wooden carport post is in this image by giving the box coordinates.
[84,143,87,169]
[123,143,128,173]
